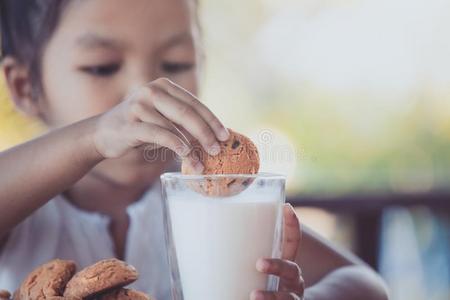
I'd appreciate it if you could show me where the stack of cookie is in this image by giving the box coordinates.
[0,258,152,300]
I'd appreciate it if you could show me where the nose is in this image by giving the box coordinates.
[123,64,159,98]
[122,60,158,100]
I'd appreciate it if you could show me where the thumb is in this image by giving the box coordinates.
[282,203,302,261]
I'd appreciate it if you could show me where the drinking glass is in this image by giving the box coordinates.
[161,172,286,300]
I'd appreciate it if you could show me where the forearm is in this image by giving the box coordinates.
[304,265,389,300]
[0,116,103,237]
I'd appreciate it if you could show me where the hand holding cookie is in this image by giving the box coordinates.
[92,78,229,163]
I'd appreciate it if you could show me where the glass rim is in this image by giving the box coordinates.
[160,172,286,181]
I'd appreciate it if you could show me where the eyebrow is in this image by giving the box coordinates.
[75,33,123,50]
[160,31,194,50]
[75,31,194,51]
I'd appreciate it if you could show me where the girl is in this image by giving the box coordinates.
[0,0,388,299]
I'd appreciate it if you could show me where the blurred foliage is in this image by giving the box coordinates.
[1,0,450,196]
[199,0,450,195]
[0,78,42,150]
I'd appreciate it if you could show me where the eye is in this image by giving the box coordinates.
[80,64,120,77]
[161,62,194,74]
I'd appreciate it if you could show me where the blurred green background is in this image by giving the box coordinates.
[2,0,450,195]
[199,0,450,196]
[1,0,449,299]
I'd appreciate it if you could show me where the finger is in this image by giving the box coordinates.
[280,274,305,296]
[250,290,302,300]
[171,124,193,147]
[129,99,173,129]
[142,85,221,156]
[178,130,205,175]
[256,258,301,282]
[129,99,192,146]
[282,204,302,261]
[131,122,191,158]
[153,78,230,141]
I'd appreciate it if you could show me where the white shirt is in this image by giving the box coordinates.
[0,183,171,300]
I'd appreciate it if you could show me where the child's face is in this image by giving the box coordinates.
[40,0,199,127]
[37,0,200,185]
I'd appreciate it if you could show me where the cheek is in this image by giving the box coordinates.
[40,55,200,127]
[41,66,124,127]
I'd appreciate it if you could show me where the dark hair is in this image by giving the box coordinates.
[0,0,202,98]
[0,0,70,96]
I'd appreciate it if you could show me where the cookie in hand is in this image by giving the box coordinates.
[182,129,260,197]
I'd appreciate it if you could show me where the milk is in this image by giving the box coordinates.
[167,192,282,300]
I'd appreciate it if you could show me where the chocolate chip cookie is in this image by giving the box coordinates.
[0,290,11,300]
[63,259,138,299]
[95,288,150,300]
[18,259,77,300]
[182,129,260,196]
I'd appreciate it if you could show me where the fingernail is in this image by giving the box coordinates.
[208,143,221,156]
[193,161,204,174]
[285,203,295,214]
[250,291,264,300]
[256,259,270,272]
[218,128,230,141]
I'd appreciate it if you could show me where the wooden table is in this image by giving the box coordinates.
[287,189,450,269]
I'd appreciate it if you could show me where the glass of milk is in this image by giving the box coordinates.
[161,172,286,300]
